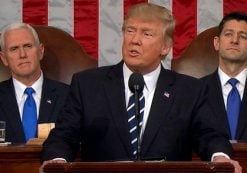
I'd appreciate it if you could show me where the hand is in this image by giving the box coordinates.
[39,159,66,173]
[213,156,242,173]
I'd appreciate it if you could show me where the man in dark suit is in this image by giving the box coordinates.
[201,12,247,141]
[41,3,241,172]
[0,22,69,144]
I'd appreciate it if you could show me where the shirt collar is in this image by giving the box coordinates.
[218,67,247,87]
[123,63,161,92]
[13,72,44,100]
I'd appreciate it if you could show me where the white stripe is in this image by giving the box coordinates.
[131,138,137,144]
[0,0,22,31]
[133,150,137,155]
[130,126,137,133]
[197,0,223,34]
[128,115,135,122]
[140,108,144,114]
[48,0,74,36]
[139,95,144,101]
[127,103,135,111]
[99,0,123,67]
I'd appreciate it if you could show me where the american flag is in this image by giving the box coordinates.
[0,0,246,68]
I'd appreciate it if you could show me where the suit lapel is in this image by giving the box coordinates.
[206,72,230,137]
[38,78,57,122]
[103,62,133,157]
[236,79,247,139]
[0,79,25,142]
[141,68,175,155]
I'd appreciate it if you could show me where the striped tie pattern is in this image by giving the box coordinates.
[127,91,145,159]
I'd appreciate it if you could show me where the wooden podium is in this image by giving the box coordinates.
[1,143,247,173]
[43,161,234,173]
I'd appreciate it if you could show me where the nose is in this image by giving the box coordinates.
[131,33,141,45]
[231,33,239,44]
[19,47,27,58]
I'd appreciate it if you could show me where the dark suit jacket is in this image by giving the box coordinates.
[42,62,232,162]
[201,70,247,140]
[0,77,69,144]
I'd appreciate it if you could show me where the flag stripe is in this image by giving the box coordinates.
[98,0,123,66]
[23,0,48,25]
[197,0,223,34]
[173,0,197,59]
[224,0,247,15]
[1,0,247,68]
[48,0,74,36]
[74,0,99,59]
[0,1,22,27]
[124,0,147,16]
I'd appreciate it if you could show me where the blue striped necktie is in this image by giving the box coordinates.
[227,78,241,140]
[22,87,37,142]
[127,91,145,159]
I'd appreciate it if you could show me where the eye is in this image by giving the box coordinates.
[125,28,135,34]
[9,46,18,52]
[24,43,33,49]
[144,32,153,37]
[239,33,247,40]
[224,32,232,37]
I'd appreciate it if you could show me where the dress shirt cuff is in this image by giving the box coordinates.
[211,152,230,161]
[53,158,67,162]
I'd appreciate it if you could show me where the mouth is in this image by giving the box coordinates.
[18,62,30,66]
[129,49,140,57]
[227,47,240,52]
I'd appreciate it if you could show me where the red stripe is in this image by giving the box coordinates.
[22,0,48,25]
[172,0,197,59]
[223,0,247,15]
[74,0,99,60]
[124,0,147,16]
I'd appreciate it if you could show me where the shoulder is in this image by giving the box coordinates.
[72,64,119,82]
[0,79,13,92]
[164,69,203,88]
[43,77,70,91]
[200,71,217,85]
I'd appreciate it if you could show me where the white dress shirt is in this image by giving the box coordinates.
[13,73,44,120]
[123,63,161,141]
[218,67,247,109]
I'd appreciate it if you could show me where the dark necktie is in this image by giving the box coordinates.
[22,87,37,142]
[227,78,241,140]
[127,91,145,159]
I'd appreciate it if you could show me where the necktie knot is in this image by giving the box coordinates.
[25,87,35,96]
[228,78,239,87]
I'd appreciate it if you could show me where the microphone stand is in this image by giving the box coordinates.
[134,88,141,161]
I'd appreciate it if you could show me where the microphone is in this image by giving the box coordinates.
[128,73,144,160]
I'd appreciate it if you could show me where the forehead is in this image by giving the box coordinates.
[4,28,35,44]
[223,20,247,32]
[126,17,164,29]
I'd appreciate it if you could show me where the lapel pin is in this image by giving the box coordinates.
[164,91,170,98]
[47,99,52,104]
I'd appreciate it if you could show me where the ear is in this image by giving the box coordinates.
[161,43,172,57]
[38,43,45,60]
[0,51,9,66]
[213,36,220,51]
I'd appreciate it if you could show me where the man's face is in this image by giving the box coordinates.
[214,20,247,64]
[122,17,171,74]
[0,27,44,82]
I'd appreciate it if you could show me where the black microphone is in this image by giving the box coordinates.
[128,73,144,160]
